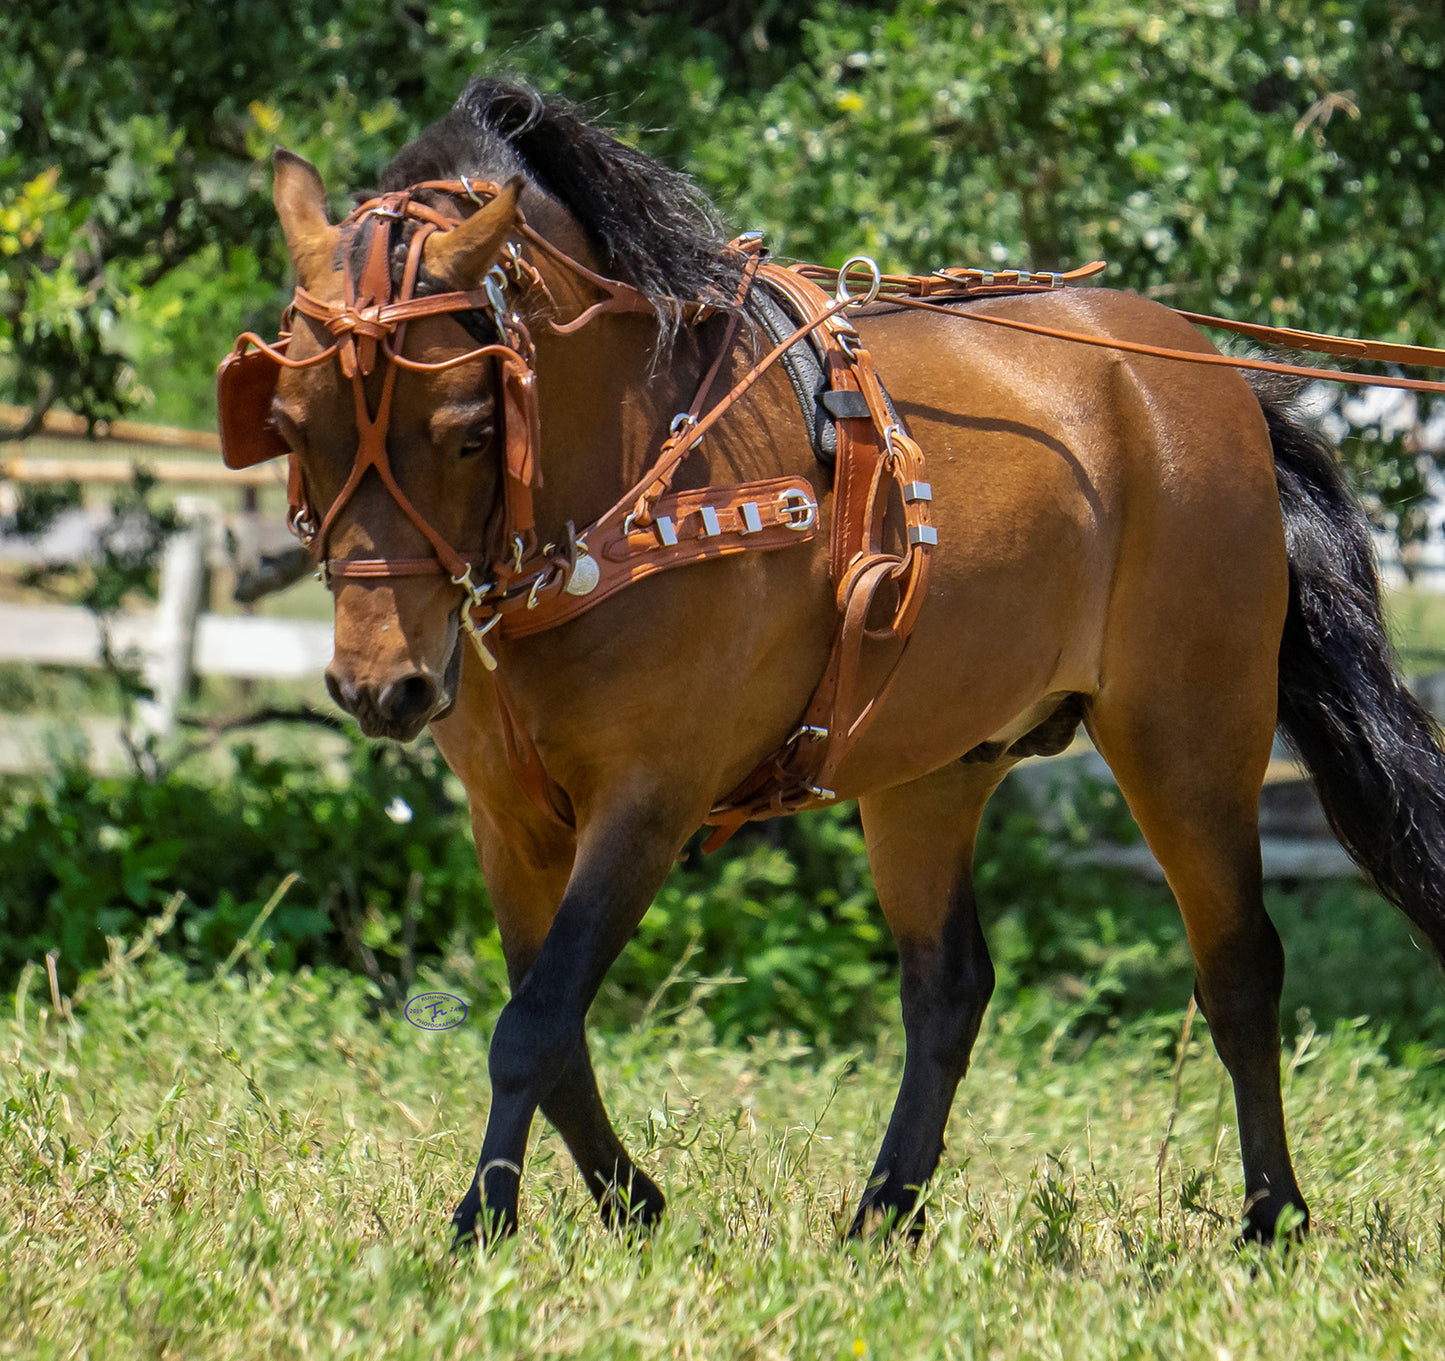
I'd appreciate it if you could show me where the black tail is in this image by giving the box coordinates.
[1254,372,1445,960]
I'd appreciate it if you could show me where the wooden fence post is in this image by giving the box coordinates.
[136,506,210,740]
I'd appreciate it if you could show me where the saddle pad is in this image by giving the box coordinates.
[747,277,902,470]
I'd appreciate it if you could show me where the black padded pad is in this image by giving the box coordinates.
[747,277,900,469]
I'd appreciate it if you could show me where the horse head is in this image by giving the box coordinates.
[265,152,531,740]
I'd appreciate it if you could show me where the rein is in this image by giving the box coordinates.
[219,178,1445,844]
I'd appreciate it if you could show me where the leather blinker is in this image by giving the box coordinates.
[217,341,290,469]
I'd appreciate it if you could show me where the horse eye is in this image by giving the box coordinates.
[458,422,494,458]
[270,412,306,454]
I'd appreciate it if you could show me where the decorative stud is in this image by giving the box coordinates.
[564,550,600,596]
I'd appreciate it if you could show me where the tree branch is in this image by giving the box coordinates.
[0,375,59,443]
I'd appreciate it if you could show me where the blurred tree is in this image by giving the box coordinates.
[2,0,1441,532]
[0,0,843,434]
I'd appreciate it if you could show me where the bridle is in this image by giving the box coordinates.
[222,179,623,593]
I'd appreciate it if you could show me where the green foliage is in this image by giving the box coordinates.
[5,1,1442,530]
[3,737,1442,1049]
[0,736,480,989]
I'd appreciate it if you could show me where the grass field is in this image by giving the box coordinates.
[4,949,1444,1360]
[5,485,1445,1356]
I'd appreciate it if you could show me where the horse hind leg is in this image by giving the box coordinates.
[850,762,1004,1239]
[1087,626,1308,1241]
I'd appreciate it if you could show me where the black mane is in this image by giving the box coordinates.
[380,77,742,335]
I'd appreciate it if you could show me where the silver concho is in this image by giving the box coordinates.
[564,550,601,596]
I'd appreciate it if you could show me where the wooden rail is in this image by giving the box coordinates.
[0,402,219,450]
[0,600,330,680]
[1,455,277,487]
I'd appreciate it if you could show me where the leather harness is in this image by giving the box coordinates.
[218,177,1445,847]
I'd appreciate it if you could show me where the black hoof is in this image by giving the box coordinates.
[450,1195,518,1251]
[846,1197,926,1244]
[595,1168,667,1235]
[1238,1193,1310,1246]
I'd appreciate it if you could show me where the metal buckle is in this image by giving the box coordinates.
[669,412,696,439]
[484,266,509,317]
[836,255,882,306]
[501,240,528,284]
[791,724,828,742]
[290,510,317,546]
[450,564,490,608]
[777,489,818,532]
[459,176,491,207]
[459,605,501,671]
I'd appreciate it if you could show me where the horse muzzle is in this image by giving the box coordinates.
[324,665,451,742]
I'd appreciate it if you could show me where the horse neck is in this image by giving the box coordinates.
[525,303,703,536]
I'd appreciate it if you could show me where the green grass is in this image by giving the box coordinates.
[4,952,1444,1359]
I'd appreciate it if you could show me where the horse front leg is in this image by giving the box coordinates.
[475,819,668,1233]
[452,793,695,1245]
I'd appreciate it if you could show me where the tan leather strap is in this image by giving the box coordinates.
[493,476,821,640]
[877,295,1445,395]
[699,268,936,842]
[792,256,1445,387]
[1173,311,1445,371]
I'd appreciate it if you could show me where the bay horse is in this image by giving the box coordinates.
[229,77,1445,1246]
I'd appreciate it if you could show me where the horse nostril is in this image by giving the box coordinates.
[378,672,440,728]
[324,668,360,714]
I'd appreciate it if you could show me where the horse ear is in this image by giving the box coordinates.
[272,148,339,287]
[423,176,525,288]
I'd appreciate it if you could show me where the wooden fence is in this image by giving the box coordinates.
[1,412,328,750]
